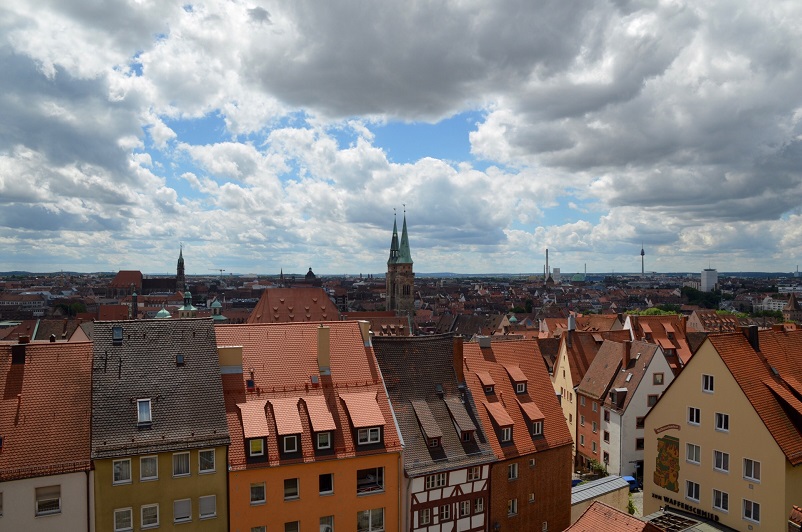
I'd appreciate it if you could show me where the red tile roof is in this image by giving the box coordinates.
[269,397,304,435]
[0,341,92,480]
[340,392,386,428]
[238,400,270,438]
[568,501,659,531]
[247,287,340,323]
[302,395,337,432]
[517,398,545,422]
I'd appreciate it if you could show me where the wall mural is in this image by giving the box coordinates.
[653,435,680,492]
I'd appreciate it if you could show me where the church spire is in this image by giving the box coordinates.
[176,243,186,292]
[398,208,413,264]
[387,211,400,265]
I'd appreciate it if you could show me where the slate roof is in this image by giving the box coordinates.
[462,338,573,459]
[0,341,93,481]
[215,321,402,470]
[91,318,229,459]
[707,329,802,465]
[247,287,340,323]
[372,334,495,477]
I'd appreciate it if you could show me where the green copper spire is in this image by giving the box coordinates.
[387,213,400,265]
[398,213,413,264]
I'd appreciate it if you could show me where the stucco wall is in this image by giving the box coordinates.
[0,471,89,532]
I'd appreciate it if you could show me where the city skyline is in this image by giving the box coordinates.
[3,1,802,274]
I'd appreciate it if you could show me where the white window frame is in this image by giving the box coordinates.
[714,450,730,473]
[114,507,133,531]
[501,427,512,442]
[474,497,484,513]
[250,483,266,505]
[485,385,494,394]
[508,498,518,516]
[743,499,760,523]
[743,458,761,482]
[113,458,132,485]
[580,434,585,446]
[508,463,518,480]
[35,485,61,516]
[284,478,300,500]
[592,421,597,433]
[249,438,264,457]
[356,467,384,494]
[592,402,598,412]
[140,456,158,481]
[516,382,526,394]
[702,374,714,393]
[715,412,729,432]
[440,504,451,520]
[137,398,152,424]
[317,431,331,449]
[685,480,700,502]
[420,508,430,525]
[580,415,585,427]
[198,495,216,519]
[580,396,586,406]
[532,420,543,436]
[713,489,729,512]
[592,441,597,453]
[284,434,299,453]
[425,473,447,489]
[686,443,701,464]
[688,406,700,425]
[172,452,190,477]
[199,449,215,474]
[357,427,381,445]
[141,504,159,529]
[460,500,470,517]
[173,498,191,523]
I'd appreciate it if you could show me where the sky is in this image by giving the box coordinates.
[3,0,802,275]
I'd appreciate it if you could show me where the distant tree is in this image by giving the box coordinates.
[525,299,534,313]
[752,309,783,319]
[627,308,676,316]
[510,306,526,314]
[656,304,681,313]
[681,286,721,309]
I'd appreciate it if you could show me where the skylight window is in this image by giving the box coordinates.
[137,399,152,425]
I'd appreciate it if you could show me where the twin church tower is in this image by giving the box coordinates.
[386,212,415,317]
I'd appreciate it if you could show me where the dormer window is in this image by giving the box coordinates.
[317,431,331,450]
[461,431,472,442]
[485,385,495,394]
[249,438,264,457]
[532,421,543,436]
[358,427,381,445]
[501,427,512,442]
[516,382,527,394]
[504,365,528,395]
[137,399,152,425]
[112,326,123,345]
[283,435,299,453]
[429,437,441,448]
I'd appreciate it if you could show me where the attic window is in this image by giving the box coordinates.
[112,326,123,345]
[429,437,441,448]
[137,399,152,426]
[516,382,527,394]
[484,385,495,394]
[176,354,185,366]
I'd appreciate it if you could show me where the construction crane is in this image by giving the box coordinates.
[209,268,225,285]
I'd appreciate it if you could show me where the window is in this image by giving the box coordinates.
[474,497,484,513]
[425,473,447,489]
[356,508,384,532]
[113,458,132,485]
[252,528,266,532]
[137,399,152,425]
[516,382,526,394]
[702,374,714,393]
[320,473,334,494]
[199,495,216,519]
[508,498,518,516]
[528,492,535,503]
[592,402,598,412]
[744,458,761,482]
[114,508,133,531]
[173,499,191,523]
[357,467,384,494]
[529,458,536,468]
[141,504,159,528]
[532,420,543,436]
[501,427,512,442]
[713,489,729,512]
[685,480,700,502]
[647,395,658,407]
[460,500,470,517]
[653,373,664,385]
[603,409,610,422]
[636,417,644,429]
[284,478,300,500]
[429,438,440,448]
[172,452,190,477]
[715,412,729,432]
[603,451,609,464]
[743,499,760,523]
[603,431,610,443]
[592,441,597,453]
[686,443,701,464]
[112,326,123,345]
[688,407,700,425]
[250,483,266,505]
[714,450,730,473]
[462,431,472,442]
[199,449,215,473]
[580,415,585,427]
[420,508,430,525]
[0,492,3,517]
[320,516,334,532]
[508,463,518,480]
[636,438,644,450]
[440,504,451,520]
[592,421,597,433]
[485,385,494,394]
[317,431,331,449]
[249,438,265,457]
[580,396,586,406]
[35,485,61,516]
[580,434,585,446]
[357,427,381,445]
[284,435,299,453]
[140,456,158,481]
[285,522,300,532]
[468,466,481,481]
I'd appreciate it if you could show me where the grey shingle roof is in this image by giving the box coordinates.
[571,475,630,504]
[372,334,495,477]
[91,318,230,459]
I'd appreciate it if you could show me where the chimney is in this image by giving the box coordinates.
[478,336,491,349]
[679,315,687,336]
[318,325,331,375]
[623,341,632,369]
[131,290,138,320]
[18,335,30,344]
[453,336,465,382]
[567,315,576,348]
[741,325,759,352]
